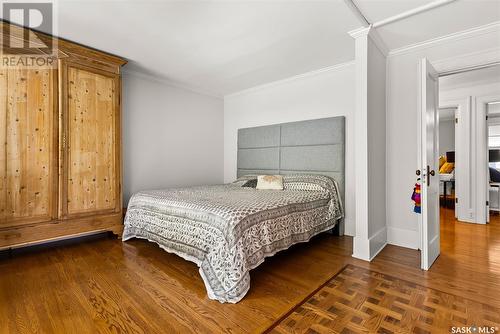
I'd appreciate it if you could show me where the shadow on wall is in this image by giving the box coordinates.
[121,68,224,205]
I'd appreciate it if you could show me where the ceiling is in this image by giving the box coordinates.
[13,0,500,96]
[367,0,500,50]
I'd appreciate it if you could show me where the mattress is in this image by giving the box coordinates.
[439,173,454,182]
[123,174,343,303]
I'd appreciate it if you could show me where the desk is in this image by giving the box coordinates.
[440,179,455,208]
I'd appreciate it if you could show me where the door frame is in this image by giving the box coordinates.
[477,95,500,225]
[439,98,472,223]
[417,53,500,269]
[437,105,458,219]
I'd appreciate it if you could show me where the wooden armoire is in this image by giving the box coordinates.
[0,22,127,249]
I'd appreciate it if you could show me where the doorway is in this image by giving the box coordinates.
[438,107,456,213]
[419,60,500,270]
[487,102,500,219]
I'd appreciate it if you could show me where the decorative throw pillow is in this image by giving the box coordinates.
[439,162,454,174]
[242,179,258,188]
[439,155,446,169]
[256,175,284,190]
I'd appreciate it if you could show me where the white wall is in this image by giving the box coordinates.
[122,71,224,205]
[366,38,387,255]
[386,26,500,249]
[224,63,356,236]
[439,118,455,156]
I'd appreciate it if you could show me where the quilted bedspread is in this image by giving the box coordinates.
[123,174,343,303]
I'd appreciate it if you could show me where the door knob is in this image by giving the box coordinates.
[426,165,436,185]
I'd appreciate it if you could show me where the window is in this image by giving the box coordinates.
[489,124,500,148]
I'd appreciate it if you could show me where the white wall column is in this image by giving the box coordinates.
[350,26,388,261]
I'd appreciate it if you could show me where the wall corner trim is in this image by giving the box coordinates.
[349,25,388,59]
[348,26,371,39]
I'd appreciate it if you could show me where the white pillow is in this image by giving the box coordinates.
[256,175,284,190]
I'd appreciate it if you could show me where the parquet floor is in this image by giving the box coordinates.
[0,207,499,333]
[267,264,500,334]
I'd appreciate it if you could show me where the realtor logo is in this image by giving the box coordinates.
[3,2,53,51]
[1,1,57,68]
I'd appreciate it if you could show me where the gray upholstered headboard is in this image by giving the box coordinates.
[237,116,345,234]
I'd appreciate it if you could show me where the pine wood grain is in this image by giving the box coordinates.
[66,65,117,216]
[0,21,125,248]
[0,68,56,227]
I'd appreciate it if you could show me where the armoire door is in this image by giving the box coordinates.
[0,68,58,227]
[59,61,121,218]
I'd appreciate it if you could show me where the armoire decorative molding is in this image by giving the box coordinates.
[0,21,127,249]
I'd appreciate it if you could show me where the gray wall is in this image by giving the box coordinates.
[439,119,455,156]
[366,38,387,253]
[122,71,224,205]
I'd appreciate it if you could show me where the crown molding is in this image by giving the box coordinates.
[225,60,355,99]
[388,21,500,58]
[348,26,371,39]
[348,25,388,57]
[122,67,222,99]
[432,47,500,74]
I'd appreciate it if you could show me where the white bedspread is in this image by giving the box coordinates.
[123,174,343,303]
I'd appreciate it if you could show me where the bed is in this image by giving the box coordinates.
[123,117,345,303]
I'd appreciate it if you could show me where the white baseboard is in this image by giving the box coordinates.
[352,236,370,261]
[387,226,420,249]
[352,227,387,261]
[369,227,387,260]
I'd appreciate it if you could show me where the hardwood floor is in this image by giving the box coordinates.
[1,209,499,333]
[268,265,500,333]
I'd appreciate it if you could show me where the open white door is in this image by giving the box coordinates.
[420,58,440,270]
[477,98,491,225]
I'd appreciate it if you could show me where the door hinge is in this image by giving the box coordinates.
[455,198,458,203]
[486,200,489,206]
[486,115,489,121]
[455,118,458,124]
